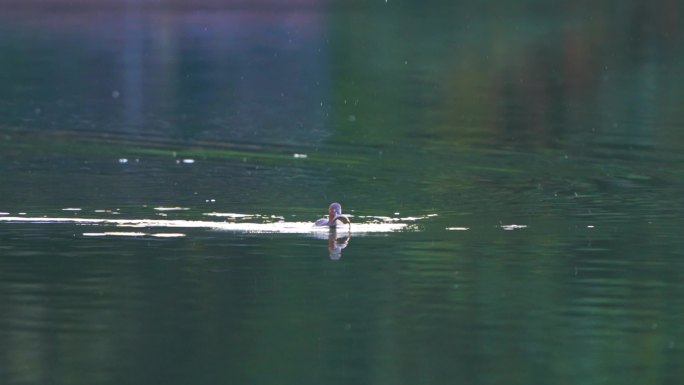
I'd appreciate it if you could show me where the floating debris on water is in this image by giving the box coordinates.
[182,159,195,164]
[293,153,308,159]
[118,158,128,164]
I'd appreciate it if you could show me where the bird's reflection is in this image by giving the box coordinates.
[327,228,351,260]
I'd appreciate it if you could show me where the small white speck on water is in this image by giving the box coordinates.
[394,212,400,215]
[112,90,120,99]
[118,158,128,164]
[293,153,308,159]
[182,159,195,164]
[587,225,595,228]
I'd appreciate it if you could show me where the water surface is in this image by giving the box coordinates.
[1,1,684,384]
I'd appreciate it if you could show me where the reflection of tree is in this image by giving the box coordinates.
[0,5,330,145]
[328,0,684,222]
[331,1,684,150]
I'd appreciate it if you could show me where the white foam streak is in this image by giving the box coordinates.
[83,232,146,237]
[0,216,409,234]
[203,212,257,218]
[154,207,190,211]
[83,232,186,238]
[356,214,437,222]
[501,224,527,230]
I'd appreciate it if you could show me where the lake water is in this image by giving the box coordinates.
[1,2,684,384]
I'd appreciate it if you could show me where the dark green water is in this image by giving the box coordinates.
[2,2,684,384]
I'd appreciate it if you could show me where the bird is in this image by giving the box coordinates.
[314,202,351,229]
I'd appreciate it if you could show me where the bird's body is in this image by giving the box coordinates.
[315,202,351,228]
